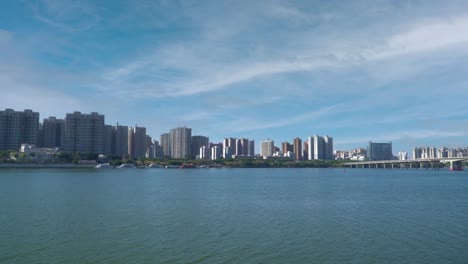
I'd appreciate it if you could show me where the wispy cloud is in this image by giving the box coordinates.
[30,0,100,32]
[96,11,468,99]
[369,16,468,60]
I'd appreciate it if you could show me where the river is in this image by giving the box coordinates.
[0,168,467,263]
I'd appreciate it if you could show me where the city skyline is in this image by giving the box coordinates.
[1,1,468,152]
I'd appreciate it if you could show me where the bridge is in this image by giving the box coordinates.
[344,157,468,170]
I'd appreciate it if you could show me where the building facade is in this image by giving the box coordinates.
[42,117,65,149]
[260,139,274,157]
[160,133,171,158]
[63,112,105,154]
[0,109,39,151]
[128,126,147,159]
[367,141,393,161]
[114,124,128,158]
[307,135,334,160]
[293,137,302,161]
[170,127,192,159]
[191,135,209,158]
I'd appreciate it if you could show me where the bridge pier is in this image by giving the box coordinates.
[449,160,463,171]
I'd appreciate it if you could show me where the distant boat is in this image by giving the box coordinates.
[179,163,197,169]
[165,165,179,169]
[147,164,163,168]
[118,164,135,169]
[95,163,113,169]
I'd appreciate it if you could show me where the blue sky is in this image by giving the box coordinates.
[1,0,468,153]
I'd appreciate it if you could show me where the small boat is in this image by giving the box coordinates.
[165,165,179,169]
[147,164,163,168]
[95,163,113,169]
[118,164,135,169]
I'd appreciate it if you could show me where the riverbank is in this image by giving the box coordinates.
[0,163,96,169]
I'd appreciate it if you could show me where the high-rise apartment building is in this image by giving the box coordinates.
[128,126,147,159]
[367,141,393,161]
[248,140,255,156]
[313,135,324,160]
[303,141,309,160]
[260,139,274,157]
[160,133,171,158]
[324,136,333,160]
[293,137,302,161]
[0,109,39,151]
[114,124,128,158]
[170,127,191,159]
[222,137,253,156]
[308,135,334,160]
[42,116,65,148]
[64,112,104,154]
[211,145,221,160]
[103,125,113,155]
[192,135,209,157]
[282,142,293,155]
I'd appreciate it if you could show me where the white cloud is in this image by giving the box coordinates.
[370,16,468,60]
[97,12,468,99]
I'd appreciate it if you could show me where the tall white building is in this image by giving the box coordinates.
[211,146,221,160]
[260,139,274,157]
[308,135,334,160]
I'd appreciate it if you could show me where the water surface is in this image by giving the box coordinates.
[1,168,467,263]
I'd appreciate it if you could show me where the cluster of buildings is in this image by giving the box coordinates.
[0,109,252,161]
[413,146,468,159]
[334,147,367,161]
[259,135,334,160]
[335,142,393,161]
[3,108,466,163]
[1,109,337,162]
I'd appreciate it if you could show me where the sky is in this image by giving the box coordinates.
[1,0,468,153]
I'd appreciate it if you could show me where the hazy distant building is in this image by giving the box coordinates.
[398,151,408,160]
[42,116,65,148]
[0,109,39,151]
[170,127,191,159]
[64,112,104,154]
[261,139,274,157]
[367,141,393,161]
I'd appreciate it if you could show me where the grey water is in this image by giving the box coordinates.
[0,168,467,263]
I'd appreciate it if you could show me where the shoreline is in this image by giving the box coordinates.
[0,163,96,169]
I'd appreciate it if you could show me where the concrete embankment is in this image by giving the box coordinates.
[0,163,95,169]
